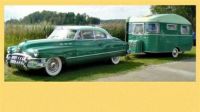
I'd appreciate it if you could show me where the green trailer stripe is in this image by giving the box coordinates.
[146,34,192,36]
[129,34,192,36]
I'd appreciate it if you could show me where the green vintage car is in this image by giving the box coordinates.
[6,26,128,76]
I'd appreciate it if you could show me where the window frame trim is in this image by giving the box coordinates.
[128,23,145,35]
[180,25,190,35]
[167,24,177,31]
[145,23,160,34]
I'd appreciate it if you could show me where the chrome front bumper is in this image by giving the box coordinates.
[6,53,46,70]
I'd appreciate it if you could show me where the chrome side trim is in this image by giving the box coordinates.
[128,34,192,36]
[66,50,125,59]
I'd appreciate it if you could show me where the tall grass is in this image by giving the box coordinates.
[101,21,125,41]
[4,22,126,55]
[4,23,54,55]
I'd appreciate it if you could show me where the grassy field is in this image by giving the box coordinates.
[4,24,54,56]
[4,47,196,82]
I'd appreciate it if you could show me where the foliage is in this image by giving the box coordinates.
[151,5,196,31]
[6,10,100,25]
[100,19,126,41]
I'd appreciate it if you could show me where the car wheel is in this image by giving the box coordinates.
[111,56,120,64]
[172,48,179,58]
[45,57,62,76]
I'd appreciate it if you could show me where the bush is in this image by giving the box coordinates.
[100,21,126,41]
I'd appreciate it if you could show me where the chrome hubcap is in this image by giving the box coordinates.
[111,56,120,64]
[47,59,59,73]
[172,48,179,58]
[112,57,119,62]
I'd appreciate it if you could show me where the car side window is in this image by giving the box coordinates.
[75,31,82,40]
[94,30,107,39]
[81,30,94,40]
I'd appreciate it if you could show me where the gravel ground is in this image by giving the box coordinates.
[95,58,196,82]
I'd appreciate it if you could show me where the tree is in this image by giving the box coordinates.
[151,5,196,31]
[88,17,100,25]
[6,10,100,25]
[6,19,21,24]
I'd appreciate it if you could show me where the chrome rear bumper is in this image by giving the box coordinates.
[6,53,46,70]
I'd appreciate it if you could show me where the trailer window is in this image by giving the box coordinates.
[167,24,177,30]
[129,23,144,35]
[181,25,190,34]
[145,23,159,33]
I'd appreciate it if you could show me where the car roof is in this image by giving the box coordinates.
[55,25,108,33]
[128,14,191,25]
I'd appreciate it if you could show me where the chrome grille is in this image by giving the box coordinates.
[6,53,45,70]
[8,54,28,70]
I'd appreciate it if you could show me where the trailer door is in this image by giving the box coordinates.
[128,23,144,53]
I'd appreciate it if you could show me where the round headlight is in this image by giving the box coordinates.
[33,50,39,57]
[16,47,20,53]
[7,47,11,54]
[7,49,11,54]
[33,52,38,57]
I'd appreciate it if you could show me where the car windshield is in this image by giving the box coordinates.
[48,29,77,40]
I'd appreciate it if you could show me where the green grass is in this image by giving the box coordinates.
[4,47,196,82]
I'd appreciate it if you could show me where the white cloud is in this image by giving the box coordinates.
[4,5,151,21]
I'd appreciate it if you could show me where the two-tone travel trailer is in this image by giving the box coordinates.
[126,14,193,58]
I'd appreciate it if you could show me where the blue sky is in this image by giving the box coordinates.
[4,5,151,21]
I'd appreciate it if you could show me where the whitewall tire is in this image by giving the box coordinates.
[111,56,120,65]
[45,57,62,76]
[172,48,179,58]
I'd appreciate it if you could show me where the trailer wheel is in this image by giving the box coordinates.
[172,48,179,58]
